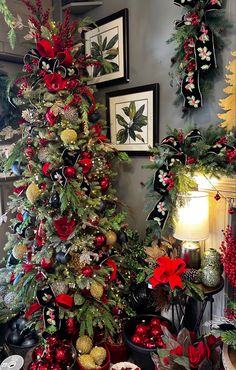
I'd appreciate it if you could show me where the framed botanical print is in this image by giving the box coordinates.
[84,8,129,86]
[106,84,159,155]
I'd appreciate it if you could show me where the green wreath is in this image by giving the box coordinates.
[145,125,236,241]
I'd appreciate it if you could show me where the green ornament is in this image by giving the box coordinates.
[201,248,223,272]
[201,266,221,288]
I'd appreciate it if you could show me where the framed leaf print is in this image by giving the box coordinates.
[106,84,159,155]
[84,9,129,86]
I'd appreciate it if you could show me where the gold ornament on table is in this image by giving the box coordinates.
[105,230,117,246]
[218,51,236,130]
[60,128,78,144]
[12,244,27,260]
[26,183,41,203]
[78,354,97,369]
[90,281,104,300]
[76,335,93,354]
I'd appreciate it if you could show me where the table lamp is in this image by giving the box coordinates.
[174,191,209,269]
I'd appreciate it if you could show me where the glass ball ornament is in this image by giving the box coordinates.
[201,266,221,288]
[51,281,68,295]
[12,244,27,260]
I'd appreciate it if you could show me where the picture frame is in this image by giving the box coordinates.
[106,84,159,156]
[84,8,129,86]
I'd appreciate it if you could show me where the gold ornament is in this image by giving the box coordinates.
[69,253,84,272]
[76,335,93,354]
[105,230,117,246]
[78,354,97,369]
[12,244,27,260]
[26,183,41,203]
[90,346,107,366]
[60,128,77,144]
[90,281,104,300]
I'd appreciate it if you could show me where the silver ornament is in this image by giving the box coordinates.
[64,107,79,122]
[0,269,8,285]
[38,148,49,163]
[51,281,68,295]
[4,292,17,308]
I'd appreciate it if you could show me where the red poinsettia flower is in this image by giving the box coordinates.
[149,256,187,291]
[45,108,58,126]
[36,39,55,58]
[188,342,210,368]
[90,124,109,142]
[44,72,68,92]
[54,216,76,240]
[57,50,73,67]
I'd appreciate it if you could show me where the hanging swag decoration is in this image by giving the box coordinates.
[170,0,224,110]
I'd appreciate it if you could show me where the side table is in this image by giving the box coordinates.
[194,277,224,333]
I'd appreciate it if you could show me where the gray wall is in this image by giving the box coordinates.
[85,0,236,237]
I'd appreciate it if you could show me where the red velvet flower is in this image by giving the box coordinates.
[36,39,55,58]
[188,342,210,368]
[57,50,73,67]
[149,256,187,290]
[54,216,76,240]
[79,158,93,174]
[44,72,68,92]
[45,108,58,126]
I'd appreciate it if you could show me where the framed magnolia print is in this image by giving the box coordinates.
[106,84,159,155]
[84,8,129,86]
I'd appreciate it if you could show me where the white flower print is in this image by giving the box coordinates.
[197,46,212,62]
[185,73,195,92]
[158,170,168,185]
[201,64,210,70]
[187,96,200,108]
[157,202,167,216]
[42,61,50,71]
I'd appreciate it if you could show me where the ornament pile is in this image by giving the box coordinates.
[130,317,172,349]
[28,335,76,370]
[76,335,108,369]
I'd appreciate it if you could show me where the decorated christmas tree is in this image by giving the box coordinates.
[218,51,236,130]
[0,1,145,359]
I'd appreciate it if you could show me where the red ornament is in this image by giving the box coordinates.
[144,339,156,349]
[37,361,51,370]
[64,166,76,178]
[100,176,110,192]
[135,324,149,335]
[46,335,59,347]
[16,212,23,222]
[79,158,92,174]
[94,233,106,248]
[40,257,53,270]
[150,326,162,338]
[24,146,35,160]
[42,162,51,177]
[28,362,38,370]
[214,193,221,201]
[149,318,161,327]
[80,151,93,159]
[55,348,71,363]
[82,265,93,277]
[32,345,44,360]
[66,317,77,335]
[50,365,62,370]
[131,333,143,345]
[45,108,58,126]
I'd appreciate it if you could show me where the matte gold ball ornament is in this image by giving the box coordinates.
[12,244,27,260]
[60,128,78,144]
[78,354,97,369]
[105,230,117,246]
[26,183,41,203]
[90,281,104,300]
[90,346,107,366]
[76,335,93,354]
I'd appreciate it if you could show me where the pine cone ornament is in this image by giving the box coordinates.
[90,281,104,300]
[26,183,41,203]
[69,253,84,272]
[60,128,77,144]
[51,281,68,295]
[12,244,27,260]
[64,107,79,122]
[78,354,97,369]
[90,346,107,366]
[183,268,202,284]
[76,335,93,354]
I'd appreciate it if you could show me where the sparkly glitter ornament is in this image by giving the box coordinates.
[78,354,96,369]
[60,129,77,144]
[66,317,77,335]
[100,176,110,192]
[37,361,51,370]
[105,230,117,246]
[51,281,68,295]
[70,253,83,272]
[55,347,71,363]
[76,335,93,354]
[26,183,41,203]
[12,244,27,260]
[94,233,106,248]
[135,324,148,335]
[4,292,17,308]
[32,345,44,361]
[90,346,107,366]
[46,335,59,347]
[28,361,38,370]
[64,166,76,178]
[50,365,61,370]
[149,318,161,327]
[82,265,93,277]
[64,107,79,122]
[90,281,104,300]
[131,333,142,345]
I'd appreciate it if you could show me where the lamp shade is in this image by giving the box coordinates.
[174,191,209,241]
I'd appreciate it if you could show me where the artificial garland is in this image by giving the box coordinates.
[168,0,230,114]
[145,125,236,241]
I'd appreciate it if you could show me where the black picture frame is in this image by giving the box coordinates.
[84,8,129,86]
[106,84,159,156]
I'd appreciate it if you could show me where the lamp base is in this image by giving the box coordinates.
[180,241,201,269]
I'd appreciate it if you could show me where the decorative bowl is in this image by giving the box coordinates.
[110,362,141,370]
